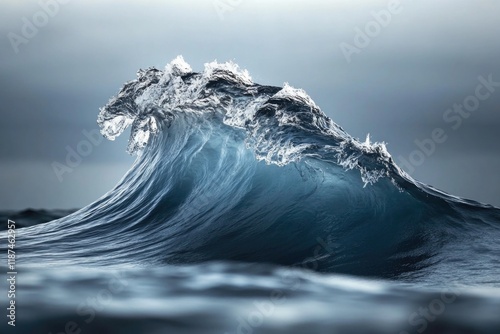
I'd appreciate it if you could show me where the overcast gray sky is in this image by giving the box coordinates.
[1,0,499,210]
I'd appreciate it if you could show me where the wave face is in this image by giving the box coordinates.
[14,57,500,283]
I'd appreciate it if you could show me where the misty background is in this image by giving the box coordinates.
[0,0,499,210]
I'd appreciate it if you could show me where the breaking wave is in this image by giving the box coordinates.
[10,56,500,283]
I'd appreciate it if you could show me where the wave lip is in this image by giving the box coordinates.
[97,56,394,185]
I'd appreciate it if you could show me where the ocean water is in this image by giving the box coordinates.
[1,56,500,334]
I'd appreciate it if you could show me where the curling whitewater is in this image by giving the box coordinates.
[1,57,500,333]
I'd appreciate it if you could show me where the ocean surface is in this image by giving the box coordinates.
[1,56,499,334]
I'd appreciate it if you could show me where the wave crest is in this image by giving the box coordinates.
[98,56,393,185]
